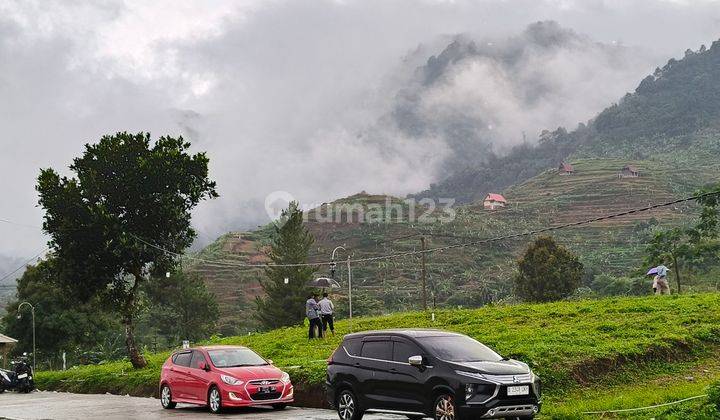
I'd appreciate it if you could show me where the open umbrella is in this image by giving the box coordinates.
[307,277,341,289]
[646,267,658,276]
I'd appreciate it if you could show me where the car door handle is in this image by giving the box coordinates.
[389,367,397,373]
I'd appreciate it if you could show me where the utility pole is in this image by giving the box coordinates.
[421,236,427,311]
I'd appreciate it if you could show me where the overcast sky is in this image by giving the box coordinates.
[1,0,719,263]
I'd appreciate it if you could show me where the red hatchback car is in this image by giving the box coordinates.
[159,345,294,414]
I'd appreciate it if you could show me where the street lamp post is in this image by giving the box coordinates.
[17,301,35,372]
[331,246,353,321]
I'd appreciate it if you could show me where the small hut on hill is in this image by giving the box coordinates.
[619,164,640,178]
[483,193,507,210]
[558,162,575,175]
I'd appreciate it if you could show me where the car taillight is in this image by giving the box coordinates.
[327,348,337,365]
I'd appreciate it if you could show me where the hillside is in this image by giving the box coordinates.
[413,38,720,204]
[190,154,720,332]
[36,294,720,417]
[182,36,720,333]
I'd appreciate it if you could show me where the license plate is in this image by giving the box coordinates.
[17,373,27,379]
[258,386,274,393]
[507,385,529,396]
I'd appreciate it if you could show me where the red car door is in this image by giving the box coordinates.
[170,351,193,400]
[186,350,212,402]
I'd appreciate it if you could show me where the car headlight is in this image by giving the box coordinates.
[220,374,243,385]
[280,371,291,384]
[455,370,486,380]
[465,383,475,401]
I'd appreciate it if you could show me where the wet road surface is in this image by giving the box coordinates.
[0,391,411,420]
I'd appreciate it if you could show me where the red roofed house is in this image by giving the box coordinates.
[618,164,639,178]
[483,193,507,210]
[558,162,574,175]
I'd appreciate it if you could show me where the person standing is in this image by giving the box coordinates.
[654,264,670,295]
[319,292,335,336]
[306,294,323,339]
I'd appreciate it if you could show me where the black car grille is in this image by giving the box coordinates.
[251,391,282,400]
[248,380,283,401]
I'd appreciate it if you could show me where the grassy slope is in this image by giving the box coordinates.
[545,354,720,418]
[36,294,720,414]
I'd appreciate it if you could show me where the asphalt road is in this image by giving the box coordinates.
[0,391,409,420]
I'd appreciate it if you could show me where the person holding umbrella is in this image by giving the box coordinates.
[647,264,670,295]
[306,294,323,339]
[305,277,341,338]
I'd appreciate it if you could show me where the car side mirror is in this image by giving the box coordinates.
[198,361,209,371]
[408,355,423,367]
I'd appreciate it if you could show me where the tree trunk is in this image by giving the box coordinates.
[673,255,682,295]
[123,273,147,369]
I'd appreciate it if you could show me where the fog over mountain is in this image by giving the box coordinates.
[384,21,657,173]
[1,0,719,263]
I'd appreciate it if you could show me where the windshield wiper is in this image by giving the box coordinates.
[224,363,268,367]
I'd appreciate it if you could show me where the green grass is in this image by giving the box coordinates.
[544,354,720,419]
[36,293,720,413]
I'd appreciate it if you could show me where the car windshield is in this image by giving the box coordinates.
[420,335,503,363]
[207,348,269,368]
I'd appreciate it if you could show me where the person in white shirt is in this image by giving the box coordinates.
[318,292,335,335]
[306,294,322,339]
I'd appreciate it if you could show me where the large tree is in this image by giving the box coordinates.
[514,236,584,302]
[255,202,315,329]
[1,258,119,369]
[36,132,217,368]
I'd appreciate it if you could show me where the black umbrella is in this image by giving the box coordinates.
[307,277,341,289]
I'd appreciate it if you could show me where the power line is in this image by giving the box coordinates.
[0,248,50,283]
[0,218,43,229]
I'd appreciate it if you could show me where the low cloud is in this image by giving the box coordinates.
[1,0,719,259]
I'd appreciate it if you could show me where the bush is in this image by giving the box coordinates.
[591,274,651,297]
[708,380,720,411]
[514,236,584,302]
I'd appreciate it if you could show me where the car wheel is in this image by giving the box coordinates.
[208,386,222,414]
[337,389,363,420]
[273,403,288,410]
[160,384,176,409]
[434,393,457,420]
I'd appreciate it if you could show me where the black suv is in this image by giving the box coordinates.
[326,329,541,420]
